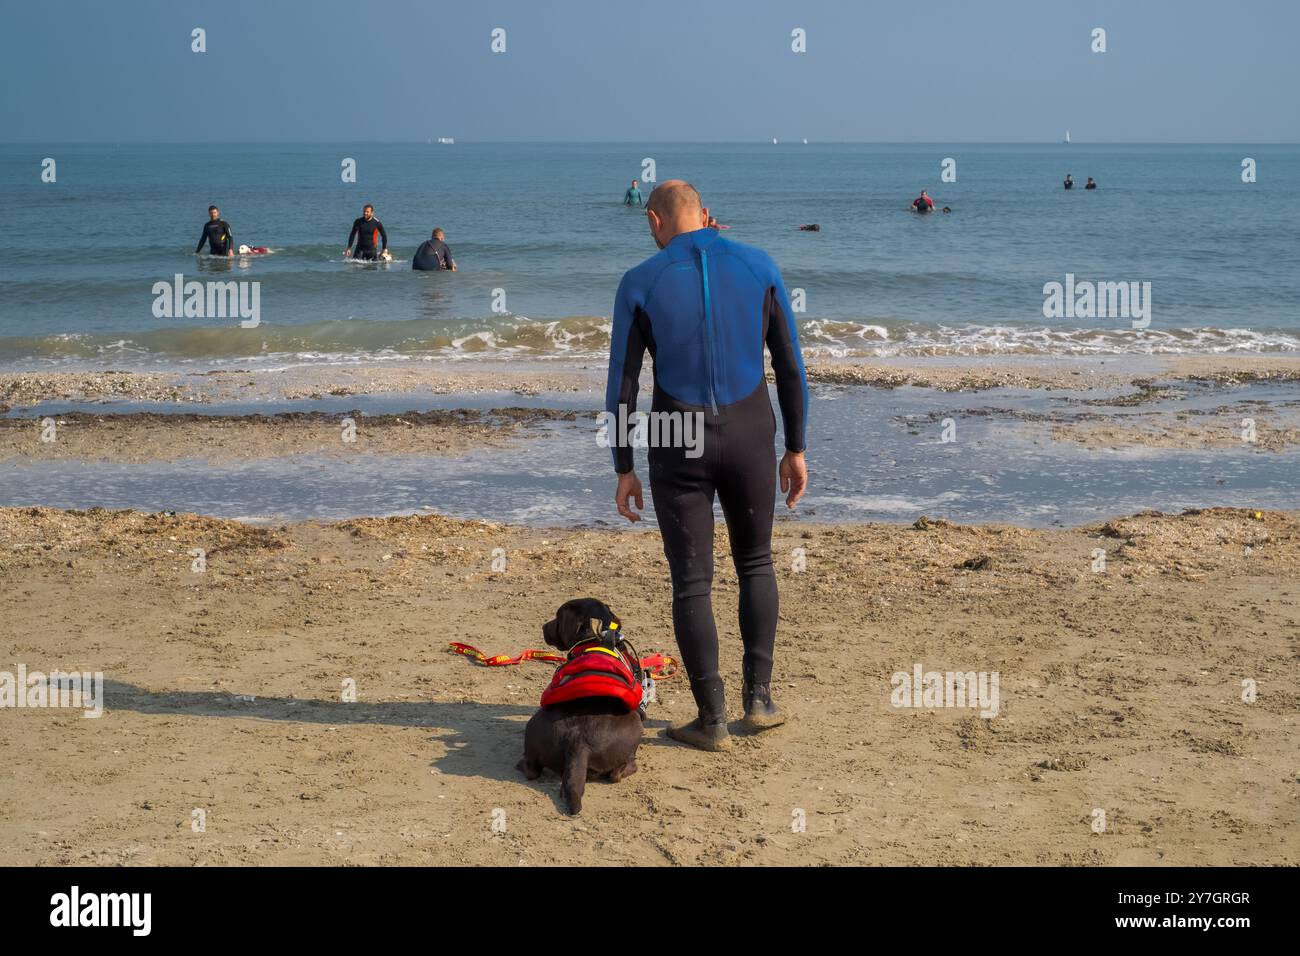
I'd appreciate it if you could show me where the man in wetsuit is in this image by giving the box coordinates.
[1085,177,1097,190]
[412,228,457,271]
[606,180,809,752]
[195,206,234,257]
[624,180,644,206]
[912,190,935,213]
[344,204,389,261]
[1064,174,1074,190]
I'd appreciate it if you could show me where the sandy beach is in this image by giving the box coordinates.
[0,503,1296,865]
[1,354,1297,866]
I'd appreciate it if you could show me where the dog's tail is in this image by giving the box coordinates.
[561,746,589,816]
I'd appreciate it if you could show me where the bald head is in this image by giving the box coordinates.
[644,180,708,249]
[646,180,701,218]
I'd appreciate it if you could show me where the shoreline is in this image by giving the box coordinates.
[3,353,1300,409]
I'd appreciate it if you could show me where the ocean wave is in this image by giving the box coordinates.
[0,315,1297,368]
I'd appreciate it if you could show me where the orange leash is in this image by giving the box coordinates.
[448,642,678,680]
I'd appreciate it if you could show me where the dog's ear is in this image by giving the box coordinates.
[582,601,618,640]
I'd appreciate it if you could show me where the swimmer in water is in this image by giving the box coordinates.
[798,223,821,231]
[412,227,457,271]
[1064,174,1074,190]
[1085,177,1097,190]
[911,190,935,213]
[195,206,235,257]
[624,180,644,207]
[942,207,951,214]
[344,204,389,261]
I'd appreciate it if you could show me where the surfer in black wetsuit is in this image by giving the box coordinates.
[1064,174,1074,190]
[412,228,456,271]
[1085,177,1097,190]
[344,205,389,261]
[195,206,234,257]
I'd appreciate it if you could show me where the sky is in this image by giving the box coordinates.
[2,0,1297,143]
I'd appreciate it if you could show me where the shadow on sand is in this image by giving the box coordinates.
[101,680,674,814]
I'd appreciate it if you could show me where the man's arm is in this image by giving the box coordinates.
[377,220,389,251]
[195,226,207,254]
[347,219,360,247]
[605,275,648,475]
[764,269,808,454]
[223,221,234,255]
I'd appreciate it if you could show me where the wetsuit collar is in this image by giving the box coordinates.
[665,227,721,257]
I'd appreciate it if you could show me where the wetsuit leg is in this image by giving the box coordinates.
[648,434,720,692]
[715,388,778,687]
[648,383,779,714]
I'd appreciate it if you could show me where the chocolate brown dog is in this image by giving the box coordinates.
[517,599,643,815]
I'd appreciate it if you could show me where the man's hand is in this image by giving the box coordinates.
[227,250,234,258]
[343,248,352,258]
[779,451,807,509]
[614,470,644,523]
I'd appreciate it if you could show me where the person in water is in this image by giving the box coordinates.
[1085,177,1097,190]
[412,228,457,271]
[942,206,951,214]
[624,180,644,207]
[607,180,808,751]
[912,190,935,213]
[344,204,389,261]
[1064,174,1074,190]
[798,223,821,231]
[195,206,235,257]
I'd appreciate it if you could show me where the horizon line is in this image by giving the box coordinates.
[3,139,1297,147]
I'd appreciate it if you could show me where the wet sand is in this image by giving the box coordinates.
[0,408,577,464]
[4,353,1300,409]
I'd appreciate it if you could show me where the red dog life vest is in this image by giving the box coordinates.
[540,640,643,712]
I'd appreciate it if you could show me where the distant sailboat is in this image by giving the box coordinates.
[803,137,808,144]
[772,137,779,145]
[437,136,455,145]
[1064,130,1071,144]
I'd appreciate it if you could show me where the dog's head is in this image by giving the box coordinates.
[543,598,621,652]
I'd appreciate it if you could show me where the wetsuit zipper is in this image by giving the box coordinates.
[698,248,720,415]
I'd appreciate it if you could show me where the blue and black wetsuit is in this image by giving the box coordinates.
[606,227,808,717]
